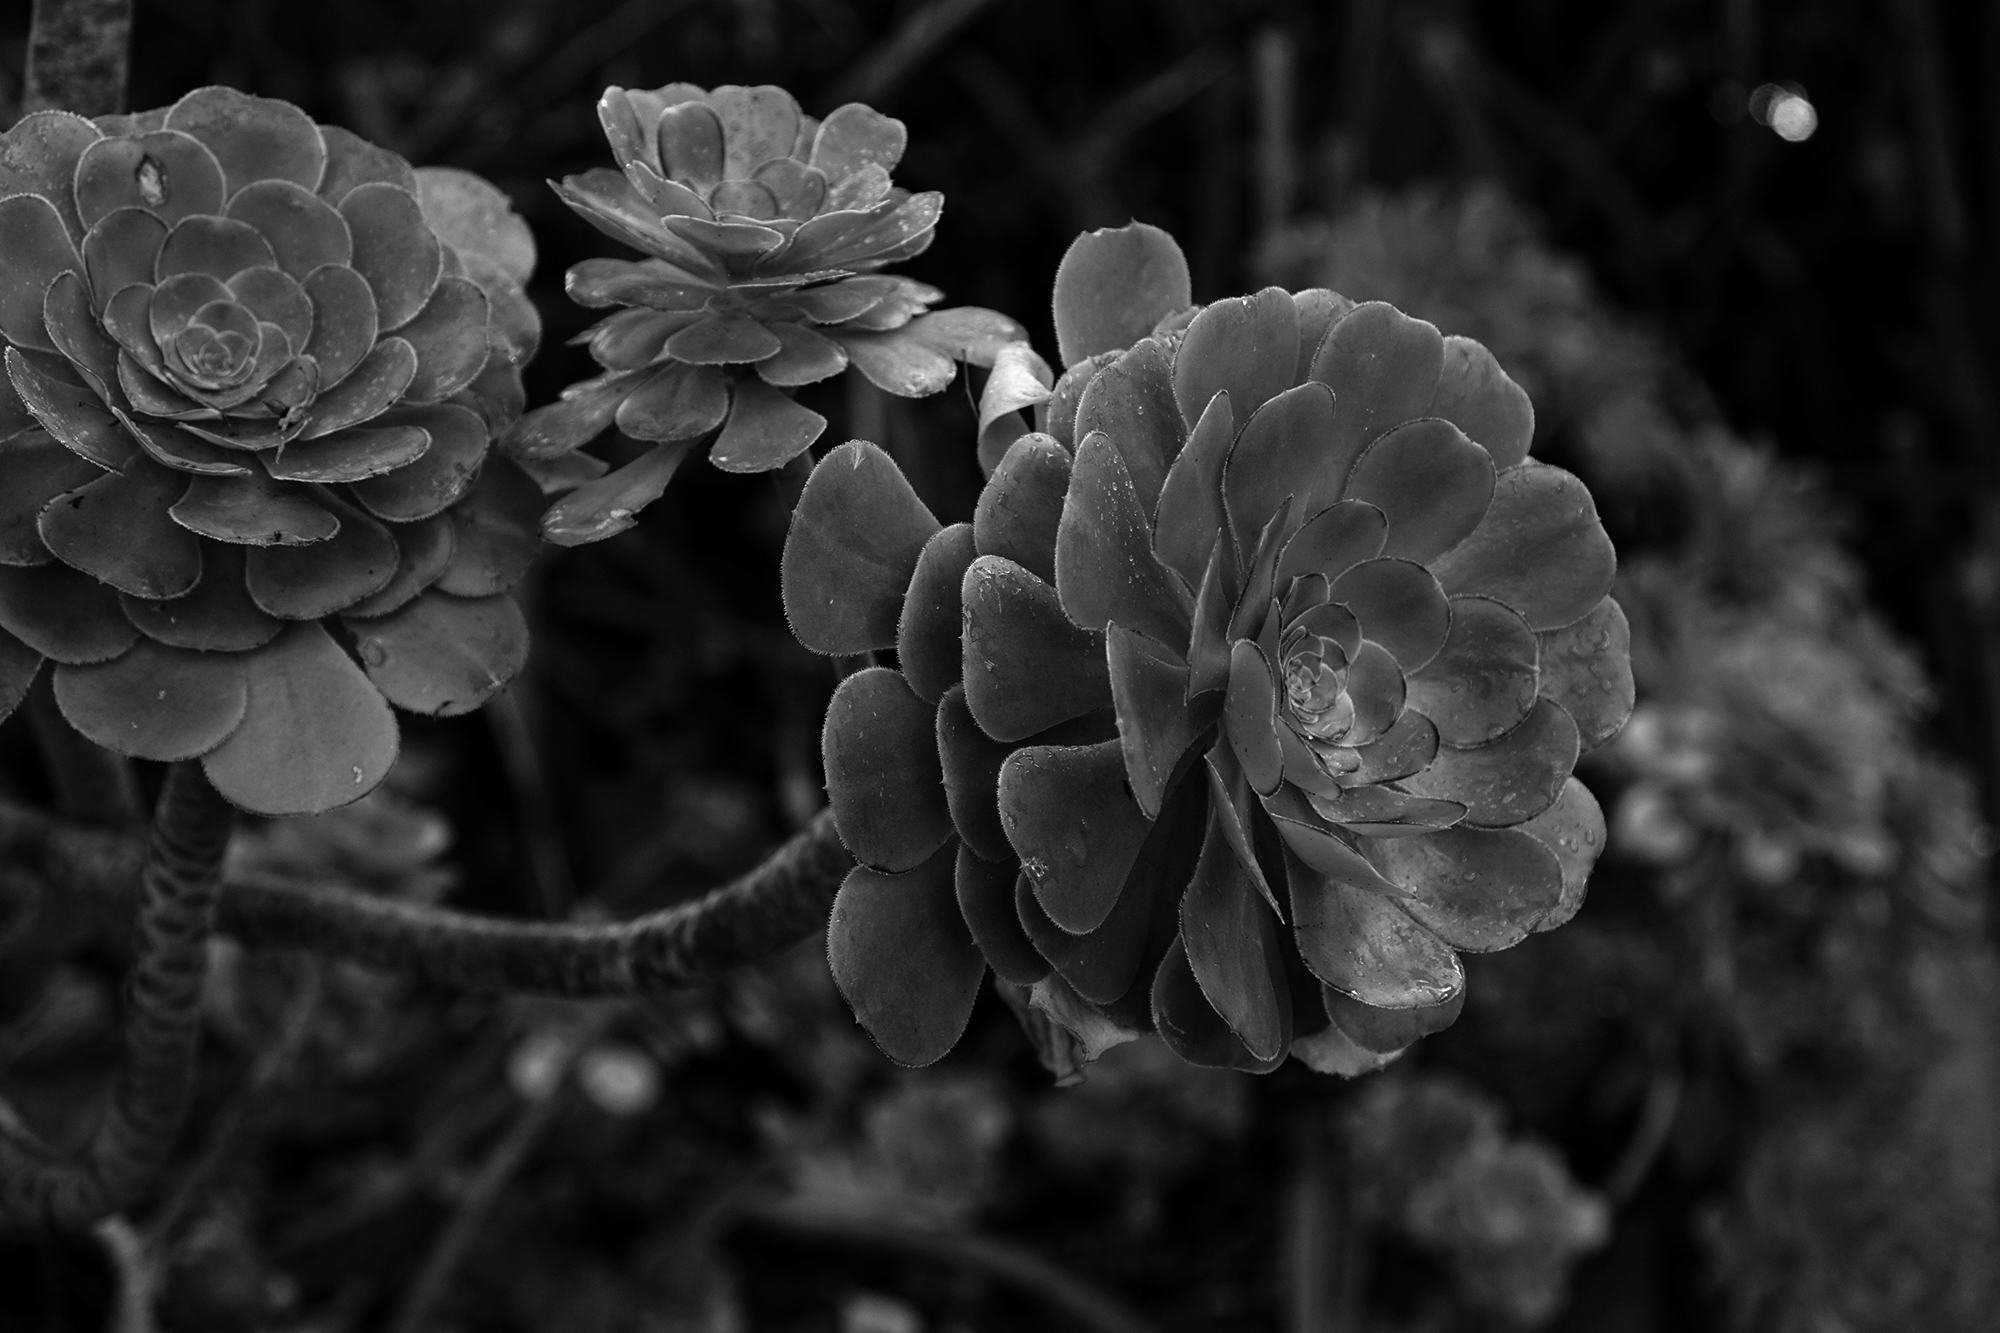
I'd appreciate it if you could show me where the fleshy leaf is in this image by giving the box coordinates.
[710,378,824,472]
[1072,338,1181,516]
[823,666,954,872]
[1000,739,1155,935]
[0,562,137,662]
[38,456,201,600]
[0,194,82,352]
[1050,222,1191,368]
[1277,499,1387,587]
[434,460,542,597]
[348,403,486,522]
[345,591,526,717]
[1519,777,1607,932]
[1290,1016,1404,1077]
[1428,462,1616,632]
[1342,419,1496,565]
[413,167,537,286]
[398,277,490,402]
[1285,843,1464,1008]
[833,328,956,398]
[341,513,454,618]
[118,544,279,651]
[1429,336,1533,469]
[1309,301,1444,454]
[828,842,987,1067]
[170,473,339,547]
[1181,805,1291,1061]
[268,425,430,484]
[1399,697,1578,827]
[75,130,225,229]
[1306,785,1465,838]
[782,440,939,654]
[1054,432,1191,646]
[1151,935,1287,1073]
[1323,985,1464,1054]
[1172,287,1298,430]
[52,638,246,760]
[245,500,397,618]
[974,341,1053,471]
[1362,826,1564,952]
[1015,845,1161,1007]
[6,348,136,468]
[1107,624,1210,819]
[0,433,98,566]
[1224,639,1284,796]
[756,322,848,388]
[960,554,1110,741]
[613,360,729,443]
[1291,289,1355,379]
[1153,389,1233,588]
[164,86,327,194]
[0,111,100,238]
[897,523,975,705]
[956,843,1049,986]
[936,684,1014,862]
[1204,740,1281,915]
[1327,558,1451,674]
[0,625,42,723]
[973,432,1070,584]
[1534,594,1633,751]
[1405,595,1539,746]
[1040,351,1112,449]
[539,441,689,547]
[1344,709,1440,786]
[1222,381,1338,556]
[339,182,442,331]
[201,621,399,815]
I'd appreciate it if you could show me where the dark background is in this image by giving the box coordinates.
[1,2,1997,1331]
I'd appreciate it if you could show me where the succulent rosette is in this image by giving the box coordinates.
[782,224,1633,1073]
[509,82,1027,545]
[0,88,545,816]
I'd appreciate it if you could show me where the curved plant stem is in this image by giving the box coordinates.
[0,799,853,996]
[0,764,235,1229]
[22,0,132,116]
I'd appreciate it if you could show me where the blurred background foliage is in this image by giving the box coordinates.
[1,1,1998,1330]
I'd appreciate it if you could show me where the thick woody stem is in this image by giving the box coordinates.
[0,764,234,1229]
[0,800,853,997]
[22,0,132,117]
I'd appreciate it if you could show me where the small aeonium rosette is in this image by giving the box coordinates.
[783,224,1633,1074]
[509,82,1025,545]
[0,88,543,816]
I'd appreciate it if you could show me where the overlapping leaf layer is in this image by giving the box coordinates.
[0,88,542,814]
[784,224,1633,1072]
[514,82,1027,544]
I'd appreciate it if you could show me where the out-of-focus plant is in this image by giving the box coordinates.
[1344,1072,1609,1327]
[1266,182,2000,1332]
[508,83,1029,546]
[782,221,1632,1073]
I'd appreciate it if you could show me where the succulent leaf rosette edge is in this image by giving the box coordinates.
[0,87,544,816]
[782,222,1634,1076]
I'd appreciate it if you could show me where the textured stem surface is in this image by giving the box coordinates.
[0,799,852,996]
[22,0,132,116]
[0,764,235,1229]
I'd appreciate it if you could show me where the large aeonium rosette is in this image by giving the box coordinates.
[0,88,544,816]
[508,82,1024,545]
[782,225,1633,1074]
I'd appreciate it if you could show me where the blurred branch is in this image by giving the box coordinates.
[22,0,130,116]
[1283,1117,1360,1333]
[485,688,575,919]
[825,0,998,109]
[385,1012,612,1333]
[0,766,235,1230]
[94,1215,159,1333]
[1251,27,1298,242]
[738,1200,1163,1333]
[955,44,1228,232]
[1602,1059,1682,1207]
[0,798,852,996]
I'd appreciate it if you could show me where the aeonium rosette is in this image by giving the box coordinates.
[0,88,544,816]
[782,224,1633,1074]
[508,82,1027,546]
